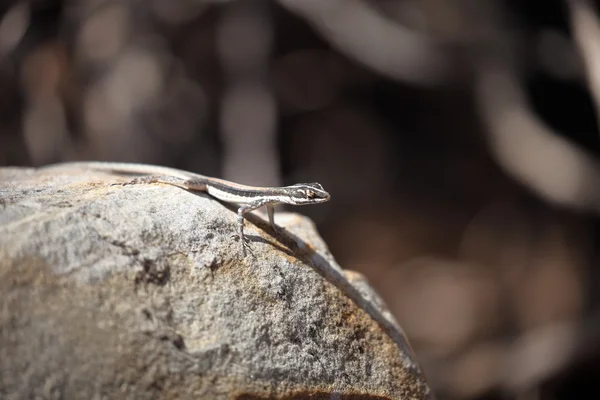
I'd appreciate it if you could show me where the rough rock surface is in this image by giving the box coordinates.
[0,165,433,399]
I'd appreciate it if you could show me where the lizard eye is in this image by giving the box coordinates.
[296,189,309,198]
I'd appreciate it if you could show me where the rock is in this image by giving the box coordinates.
[0,165,433,399]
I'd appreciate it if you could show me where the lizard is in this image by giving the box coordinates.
[43,162,330,255]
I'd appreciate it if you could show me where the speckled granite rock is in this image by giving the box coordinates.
[0,165,433,399]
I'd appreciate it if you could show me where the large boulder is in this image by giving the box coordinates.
[0,165,432,399]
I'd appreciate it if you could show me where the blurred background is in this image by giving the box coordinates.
[3,0,600,398]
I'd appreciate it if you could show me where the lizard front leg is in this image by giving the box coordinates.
[266,204,278,232]
[235,199,275,256]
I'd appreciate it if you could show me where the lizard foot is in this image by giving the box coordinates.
[231,233,254,257]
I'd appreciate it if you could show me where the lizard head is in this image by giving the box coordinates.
[285,182,330,205]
